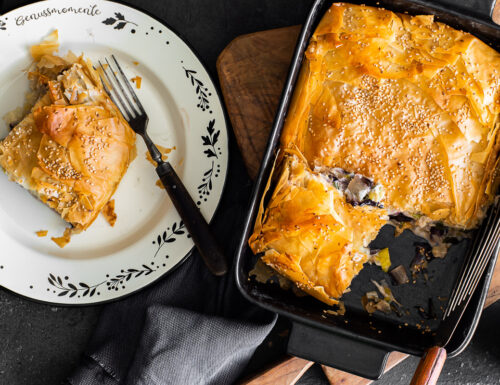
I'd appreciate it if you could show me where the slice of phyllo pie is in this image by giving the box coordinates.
[0,31,136,246]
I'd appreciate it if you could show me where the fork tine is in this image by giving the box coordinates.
[99,73,113,101]
[443,200,500,318]
[444,219,487,317]
[104,58,140,118]
[444,214,493,316]
[111,54,147,115]
[99,61,133,120]
[99,73,121,116]
[463,219,500,298]
[458,207,500,303]
[465,232,499,298]
[448,228,499,317]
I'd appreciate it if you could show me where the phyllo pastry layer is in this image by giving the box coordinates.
[249,154,388,305]
[0,32,136,237]
[281,3,500,229]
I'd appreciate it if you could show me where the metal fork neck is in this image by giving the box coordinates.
[142,133,164,165]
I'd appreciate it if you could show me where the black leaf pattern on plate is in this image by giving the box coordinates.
[0,20,6,31]
[152,221,186,258]
[47,262,160,298]
[198,119,221,199]
[201,119,219,159]
[106,265,155,291]
[47,274,104,298]
[102,12,137,30]
[115,22,127,30]
[198,161,215,198]
[183,67,210,112]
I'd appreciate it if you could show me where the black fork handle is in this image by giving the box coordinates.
[156,161,228,276]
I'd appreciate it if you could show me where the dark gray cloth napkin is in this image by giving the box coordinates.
[67,162,277,385]
[67,258,276,385]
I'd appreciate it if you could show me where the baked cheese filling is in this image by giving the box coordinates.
[249,3,500,306]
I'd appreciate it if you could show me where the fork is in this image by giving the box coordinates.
[409,198,500,385]
[99,55,227,276]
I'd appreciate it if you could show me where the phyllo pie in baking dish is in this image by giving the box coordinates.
[250,3,500,305]
[0,31,136,246]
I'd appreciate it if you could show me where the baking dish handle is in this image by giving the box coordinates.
[422,0,497,21]
[287,322,390,380]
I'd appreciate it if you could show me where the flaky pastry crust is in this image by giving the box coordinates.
[0,32,135,234]
[249,153,388,304]
[250,3,500,305]
[282,3,500,229]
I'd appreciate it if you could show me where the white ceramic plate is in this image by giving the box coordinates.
[0,0,228,304]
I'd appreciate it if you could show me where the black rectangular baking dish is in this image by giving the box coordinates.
[234,0,500,379]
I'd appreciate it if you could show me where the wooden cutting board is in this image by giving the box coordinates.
[217,25,500,385]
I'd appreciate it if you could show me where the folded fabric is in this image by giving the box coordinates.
[67,155,277,385]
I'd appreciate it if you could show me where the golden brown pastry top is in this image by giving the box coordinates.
[281,3,500,229]
[249,153,388,305]
[0,39,135,231]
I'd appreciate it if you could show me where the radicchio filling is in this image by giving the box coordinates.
[321,167,383,208]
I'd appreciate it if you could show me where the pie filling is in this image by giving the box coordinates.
[317,166,385,208]
[320,165,465,259]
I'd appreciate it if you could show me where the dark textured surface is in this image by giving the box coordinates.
[0,291,100,385]
[0,0,499,384]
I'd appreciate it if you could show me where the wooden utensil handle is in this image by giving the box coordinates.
[156,161,228,276]
[410,347,447,385]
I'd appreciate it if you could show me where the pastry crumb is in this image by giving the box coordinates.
[132,61,139,66]
[145,145,175,166]
[36,230,48,237]
[102,199,117,227]
[155,180,165,190]
[131,76,142,89]
[51,228,73,248]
